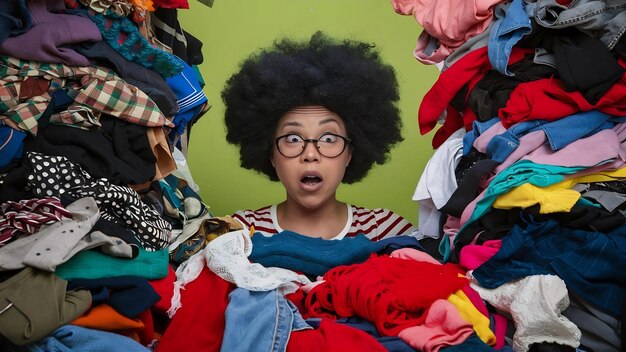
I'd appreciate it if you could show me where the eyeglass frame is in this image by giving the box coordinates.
[274,133,352,158]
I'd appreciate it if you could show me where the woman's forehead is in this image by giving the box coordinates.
[278,105,345,128]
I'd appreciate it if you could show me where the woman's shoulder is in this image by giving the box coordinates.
[233,205,273,217]
[349,204,405,220]
[348,204,417,240]
[232,205,277,235]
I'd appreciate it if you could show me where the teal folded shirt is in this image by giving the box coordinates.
[249,231,383,277]
[56,248,169,280]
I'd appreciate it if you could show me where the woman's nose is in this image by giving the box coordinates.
[301,141,321,162]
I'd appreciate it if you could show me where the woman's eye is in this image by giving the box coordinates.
[320,134,337,143]
[286,134,303,143]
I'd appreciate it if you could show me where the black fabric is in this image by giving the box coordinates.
[581,180,626,195]
[440,158,499,218]
[454,149,490,184]
[544,204,626,233]
[452,208,522,263]
[25,152,171,251]
[419,236,446,262]
[24,115,156,186]
[0,0,31,45]
[67,276,160,318]
[528,342,576,352]
[467,57,556,121]
[151,7,204,66]
[519,28,624,104]
[0,165,34,202]
[614,32,626,60]
[549,28,624,105]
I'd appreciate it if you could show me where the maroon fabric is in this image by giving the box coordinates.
[156,267,234,352]
[304,254,467,336]
[0,197,71,246]
[287,318,387,352]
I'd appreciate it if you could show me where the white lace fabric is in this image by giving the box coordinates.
[168,230,311,317]
[469,273,581,352]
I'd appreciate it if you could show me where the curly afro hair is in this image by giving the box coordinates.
[222,31,403,184]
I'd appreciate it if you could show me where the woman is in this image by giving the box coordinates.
[223,32,417,241]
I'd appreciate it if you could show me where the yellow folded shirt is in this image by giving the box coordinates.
[494,166,626,214]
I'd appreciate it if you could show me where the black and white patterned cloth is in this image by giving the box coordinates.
[25,151,171,251]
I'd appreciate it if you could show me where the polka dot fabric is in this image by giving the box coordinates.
[25,152,171,250]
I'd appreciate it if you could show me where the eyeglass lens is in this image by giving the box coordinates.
[276,133,348,158]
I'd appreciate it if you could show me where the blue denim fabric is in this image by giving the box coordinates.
[221,288,310,352]
[488,0,533,76]
[462,118,500,156]
[486,110,615,162]
[472,216,626,317]
[534,0,626,50]
[15,325,150,352]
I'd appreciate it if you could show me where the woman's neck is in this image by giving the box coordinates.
[276,200,348,239]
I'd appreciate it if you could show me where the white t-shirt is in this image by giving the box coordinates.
[232,204,417,241]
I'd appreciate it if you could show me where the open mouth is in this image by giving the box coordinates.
[300,175,323,192]
[301,175,322,185]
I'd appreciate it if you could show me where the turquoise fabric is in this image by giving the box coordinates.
[439,160,586,262]
[56,248,169,280]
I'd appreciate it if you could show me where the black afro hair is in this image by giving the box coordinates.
[222,31,404,184]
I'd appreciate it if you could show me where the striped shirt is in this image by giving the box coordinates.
[232,204,417,241]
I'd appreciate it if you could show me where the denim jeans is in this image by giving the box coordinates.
[488,0,533,76]
[534,0,626,50]
[221,288,310,352]
[463,118,500,156]
[486,110,615,162]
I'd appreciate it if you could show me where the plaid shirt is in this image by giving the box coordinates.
[0,56,173,135]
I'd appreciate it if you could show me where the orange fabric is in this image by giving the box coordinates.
[72,303,144,332]
[130,0,155,11]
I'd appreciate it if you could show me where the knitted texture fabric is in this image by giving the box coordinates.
[304,254,468,337]
[89,10,183,78]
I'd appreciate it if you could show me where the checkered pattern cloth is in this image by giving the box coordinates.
[0,56,173,135]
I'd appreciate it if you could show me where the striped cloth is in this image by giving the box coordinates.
[0,197,71,247]
[233,204,417,242]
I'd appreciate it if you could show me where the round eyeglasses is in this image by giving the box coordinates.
[274,133,352,158]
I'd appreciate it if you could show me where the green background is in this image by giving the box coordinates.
[179,0,439,224]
